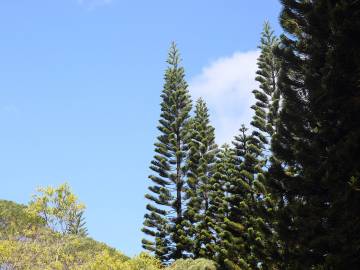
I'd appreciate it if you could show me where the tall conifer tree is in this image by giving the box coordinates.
[221,125,277,270]
[142,43,192,262]
[250,22,283,268]
[251,22,280,157]
[272,0,360,268]
[219,126,259,270]
[208,144,236,264]
[185,98,217,259]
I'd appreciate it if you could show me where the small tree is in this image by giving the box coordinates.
[27,183,87,236]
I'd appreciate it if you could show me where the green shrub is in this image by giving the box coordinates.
[169,258,217,270]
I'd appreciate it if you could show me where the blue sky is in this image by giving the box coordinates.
[0,0,282,256]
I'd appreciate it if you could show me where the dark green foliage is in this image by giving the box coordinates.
[251,21,280,154]
[142,42,192,262]
[216,124,278,270]
[142,3,360,268]
[219,126,258,270]
[207,145,235,264]
[67,209,88,237]
[271,0,360,268]
[250,22,283,269]
[185,98,218,259]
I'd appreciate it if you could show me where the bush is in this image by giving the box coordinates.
[169,258,217,270]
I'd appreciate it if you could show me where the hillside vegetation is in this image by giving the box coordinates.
[0,192,216,270]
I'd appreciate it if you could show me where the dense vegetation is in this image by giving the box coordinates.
[1,0,359,269]
[143,1,360,269]
[0,187,215,270]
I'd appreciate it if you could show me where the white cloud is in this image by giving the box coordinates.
[189,50,260,145]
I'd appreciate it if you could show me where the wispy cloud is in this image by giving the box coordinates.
[77,0,112,9]
[1,105,20,115]
[189,50,259,145]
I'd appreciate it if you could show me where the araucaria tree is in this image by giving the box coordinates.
[271,0,360,268]
[250,21,283,268]
[185,98,217,259]
[142,43,192,262]
[251,21,280,158]
[218,125,261,270]
[219,23,281,269]
[208,144,235,262]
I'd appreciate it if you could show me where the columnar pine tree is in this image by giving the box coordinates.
[142,43,192,262]
[251,21,280,158]
[219,125,257,270]
[185,98,217,259]
[207,144,236,263]
[250,21,283,268]
[272,0,360,268]
[220,125,277,270]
